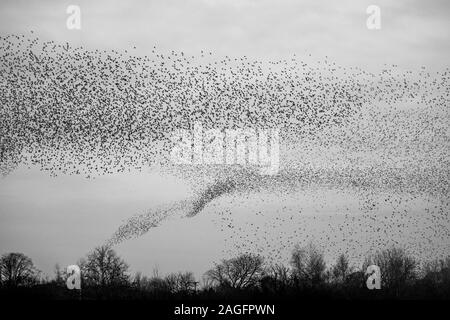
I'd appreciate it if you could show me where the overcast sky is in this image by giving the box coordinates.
[0,0,449,279]
[0,0,449,70]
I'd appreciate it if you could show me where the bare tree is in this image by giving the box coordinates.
[365,247,417,295]
[80,245,129,287]
[260,263,291,293]
[332,253,353,284]
[421,256,450,291]
[290,244,307,278]
[268,263,290,285]
[0,252,39,287]
[205,253,265,289]
[132,272,169,294]
[290,243,327,286]
[53,263,65,286]
[201,274,216,291]
[165,272,197,293]
[132,271,145,289]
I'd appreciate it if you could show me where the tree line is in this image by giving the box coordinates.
[1,243,449,299]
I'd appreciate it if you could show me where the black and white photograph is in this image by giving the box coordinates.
[0,0,449,317]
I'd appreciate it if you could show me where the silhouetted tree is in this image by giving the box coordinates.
[365,247,417,296]
[201,274,215,291]
[132,271,145,289]
[260,263,291,293]
[420,256,450,297]
[0,252,39,287]
[53,263,65,286]
[1,248,449,299]
[290,243,327,287]
[206,253,265,289]
[132,272,170,295]
[79,246,129,287]
[332,253,352,284]
[165,272,197,294]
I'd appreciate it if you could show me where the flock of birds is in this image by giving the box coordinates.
[1,32,449,265]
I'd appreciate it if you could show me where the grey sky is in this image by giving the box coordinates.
[0,0,449,70]
[0,0,449,279]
